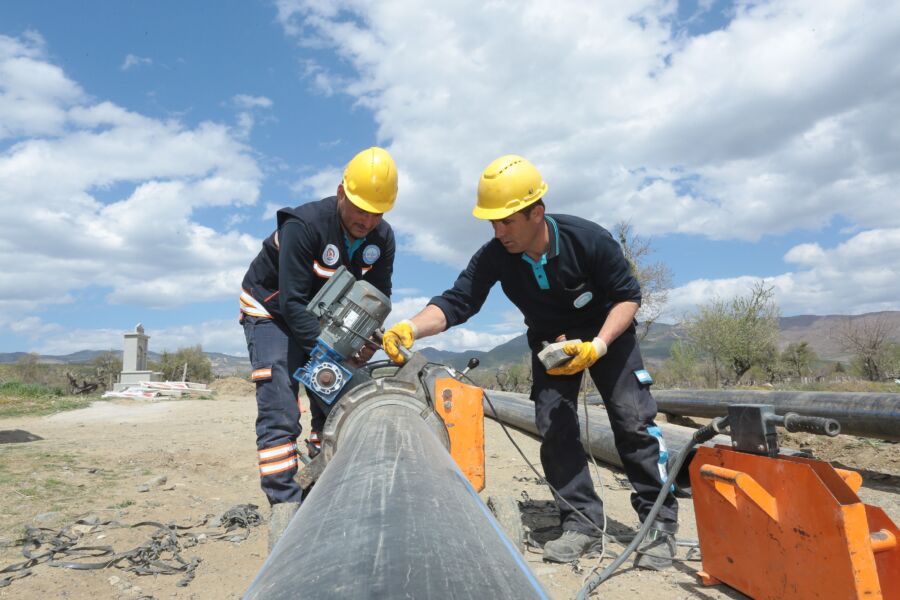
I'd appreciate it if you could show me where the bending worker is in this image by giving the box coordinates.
[382,155,677,567]
[239,147,397,548]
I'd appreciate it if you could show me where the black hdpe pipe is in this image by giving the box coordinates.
[646,389,900,442]
[244,386,549,600]
[484,391,732,490]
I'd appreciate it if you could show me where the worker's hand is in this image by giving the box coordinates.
[346,342,376,368]
[546,337,607,376]
[383,320,416,364]
[356,342,377,363]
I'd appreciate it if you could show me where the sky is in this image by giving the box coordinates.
[1,0,898,357]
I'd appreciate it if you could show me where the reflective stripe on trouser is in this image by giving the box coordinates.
[528,327,677,535]
[243,315,304,505]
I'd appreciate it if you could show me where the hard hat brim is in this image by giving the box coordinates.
[471,186,546,220]
[342,183,389,214]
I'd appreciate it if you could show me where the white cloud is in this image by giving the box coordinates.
[0,34,265,321]
[121,53,153,71]
[421,327,519,353]
[9,316,63,337]
[233,94,273,109]
[0,33,83,139]
[31,319,248,356]
[275,0,900,321]
[384,296,432,326]
[392,287,420,296]
[666,227,900,320]
[383,296,523,352]
[290,167,342,199]
[230,95,274,139]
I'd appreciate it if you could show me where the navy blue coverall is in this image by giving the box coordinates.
[240,196,395,504]
[429,213,676,534]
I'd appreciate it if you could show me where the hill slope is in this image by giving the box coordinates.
[3,311,897,375]
[420,311,900,369]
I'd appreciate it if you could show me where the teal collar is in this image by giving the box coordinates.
[344,233,365,261]
[545,215,560,259]
[520,216,559,290]
[522,252,550,290]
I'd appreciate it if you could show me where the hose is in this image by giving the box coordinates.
[575,416,729,599]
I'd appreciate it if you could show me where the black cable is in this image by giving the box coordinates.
[380,356,706,581]
[456,372,612,542]
[575,416,729,599]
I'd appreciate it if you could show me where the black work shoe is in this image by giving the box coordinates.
[634,520,677,571]
[543,530,602,563]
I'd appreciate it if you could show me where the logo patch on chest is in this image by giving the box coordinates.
[362,244,381,265]
[322,244,340,266]
[573,291,593,308]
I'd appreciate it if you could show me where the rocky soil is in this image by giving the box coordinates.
[0,387,897,599]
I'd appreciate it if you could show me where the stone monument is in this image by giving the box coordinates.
[114,323,163,391]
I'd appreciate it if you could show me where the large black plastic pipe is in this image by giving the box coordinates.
[648,389,900,442]
[483,391,731,488]
[245,391,549,600]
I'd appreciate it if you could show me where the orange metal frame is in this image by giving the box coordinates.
[690,445,899,600]
[433,377,486,492]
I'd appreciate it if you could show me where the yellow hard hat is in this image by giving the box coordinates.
[342,147,398,213]
[473,155,548,220]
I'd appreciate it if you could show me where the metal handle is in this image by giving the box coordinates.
[782,413,841,437]
[693,415,730,444]
[373,328,412,362]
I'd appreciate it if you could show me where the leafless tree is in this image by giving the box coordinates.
[615,221,673,341]
[831,314,898,381]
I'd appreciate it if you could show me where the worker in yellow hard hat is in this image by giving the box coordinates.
[383,154,678,568]
[239,146,398,550]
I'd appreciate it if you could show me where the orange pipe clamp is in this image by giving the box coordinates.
[690,445,899,600]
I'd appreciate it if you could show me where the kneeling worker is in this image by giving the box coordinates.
[382,155,677,567]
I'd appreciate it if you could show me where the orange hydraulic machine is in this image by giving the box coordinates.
[690,404,899,599]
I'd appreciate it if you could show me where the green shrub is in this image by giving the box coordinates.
[0,381,63,398]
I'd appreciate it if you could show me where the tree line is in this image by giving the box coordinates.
[2,345,213,394]
[472,223,900,392]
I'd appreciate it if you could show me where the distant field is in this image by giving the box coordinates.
[0,382,100,418]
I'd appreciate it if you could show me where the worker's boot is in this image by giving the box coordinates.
[543,530,602,563]
[634,520,677,570]
[268,501,300,553]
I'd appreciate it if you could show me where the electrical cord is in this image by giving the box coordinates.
[368,355,708,595]
[458,373,612,540]
[581,390,610,567]
[575,416,729,599]
[475,372,716,579]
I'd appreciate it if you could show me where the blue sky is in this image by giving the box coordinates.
[1,0,898,357]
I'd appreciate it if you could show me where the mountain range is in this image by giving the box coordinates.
[3,311,898,375]
[421,311,900,370]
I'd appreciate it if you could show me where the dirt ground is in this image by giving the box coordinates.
[1,384,897,600]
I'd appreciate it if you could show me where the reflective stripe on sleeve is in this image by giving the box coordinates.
[239,290,273,318]
[250,368,272,381]
[312,261,336,279]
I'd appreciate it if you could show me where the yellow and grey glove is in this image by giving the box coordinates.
[546,337,607,376]
[383,320,417,364]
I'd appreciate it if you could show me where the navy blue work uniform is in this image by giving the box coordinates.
[429,214,676,533]
[240,196,394,504]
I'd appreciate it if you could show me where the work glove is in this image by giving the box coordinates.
[383,320,417,364]
[546,337,607,376]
